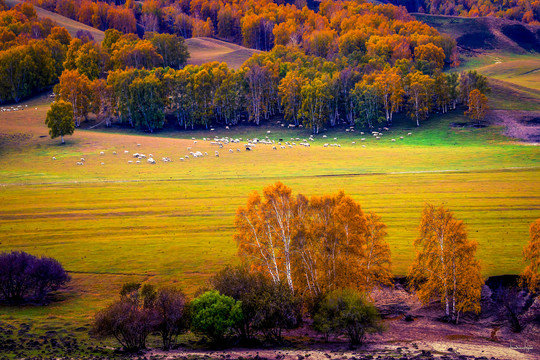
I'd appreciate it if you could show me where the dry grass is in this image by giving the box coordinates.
[185,37,261,69]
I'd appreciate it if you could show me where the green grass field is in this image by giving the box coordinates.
[0,90,539,340]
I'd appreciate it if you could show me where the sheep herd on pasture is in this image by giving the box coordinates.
[51,127,412,166]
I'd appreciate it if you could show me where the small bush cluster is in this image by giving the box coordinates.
[0,251,70,304]
[93,265,382,352]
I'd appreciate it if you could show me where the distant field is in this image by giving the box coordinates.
[185,37,261,69]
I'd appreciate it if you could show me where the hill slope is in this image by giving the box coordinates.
[413,14,540,55]
[5,0,105,43]
[185,37,261,69]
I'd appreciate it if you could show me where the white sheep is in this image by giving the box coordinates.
[215,151,219,157]
[80,158,85,162]
[101,162,105,165]
[408,132,412,136]
[229,149,233,153]
[392,139,396,142]
[128,160,133,164]
[113,151,117,155]
[148,158,156,164]
[100,151,104,155]
[124,150,129,154]
[52,157,56,160]
[76,161,83,165]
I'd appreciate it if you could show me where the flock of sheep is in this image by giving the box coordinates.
[53,128,413,166]
[0,105,38,112]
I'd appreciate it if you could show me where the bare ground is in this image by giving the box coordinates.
[489,110,540,143]
[145,285,540,360]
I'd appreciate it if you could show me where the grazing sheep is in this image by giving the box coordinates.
[267,130,271,134]
[272,146,277,150]
[361,138,365,141]
[361,132,364,135]
[246,147,251,151]
[376,136,380,140]
[76,162,83,165]
[100,151,104,155]
[215,151,219,157]
[362,145,366,148]
[101,162,105,165]
[323,135,327,138]
[352,141,356,144]
[113,151,117,155]
[52,157,56,160]
[225,126,229,129]
[204,152,208,156]
[408,132,412,136]
[192,137,196,140]
[124,150,129,154]
[187,147,191,151]
[194,141,197,144]
[149,154,153,158]
[281,146,286,149]
[392,139,396,142]
[180,157,184,161]
[400,136,404,139]
[324,144,329,147]
[137,144,141,146]
[237,148,241,152]
[185,155,189,159]
[80,158,85,162]
[210,128,215,131]
[128,160,133,164]
[346,129,350,132]
[148,158,156,164]
[136,160,141,164]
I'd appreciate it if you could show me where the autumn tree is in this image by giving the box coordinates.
[55,69,91,127]
[408,204,483,323]
[279,70,304,126]
[45,100,74,144]
[144,32,189,70]
[465,89,489,126]
[300,76,332,134]
[235,183,392,299]
[520,219,540,294]
[414,43,445,73]
[235,182,298,291]
[407,71,433,127]
[374,67,404,125]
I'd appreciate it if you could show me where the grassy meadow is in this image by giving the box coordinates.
[0,88,539,338]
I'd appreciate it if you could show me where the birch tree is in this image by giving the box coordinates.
[408,204,483,323]
[520,219,540,294]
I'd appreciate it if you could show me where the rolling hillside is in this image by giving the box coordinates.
[185,37,261,69]
[413,14,540,55]
[5,0,105,43]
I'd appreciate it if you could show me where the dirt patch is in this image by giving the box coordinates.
[489,110,540,143]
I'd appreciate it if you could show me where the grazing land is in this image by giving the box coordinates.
[0,89,539,339]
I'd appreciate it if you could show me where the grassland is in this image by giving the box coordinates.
[0,90,539,342]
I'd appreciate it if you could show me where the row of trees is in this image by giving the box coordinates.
[235,182,486,324]
[93,268,382,351]
[54,47,489,134]
[390,0,540,24]
[26,0,460,64]
[0,3,72,103]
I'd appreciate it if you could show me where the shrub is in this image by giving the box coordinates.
[313,289,383,345]
[251,280,302,343]
[93,300,156,352]
[211,265,266,341]
[0,251,70,304]
[190,290,243,345]
[92,282,159,352]
[211,266,302,344]
[154,287,189,350]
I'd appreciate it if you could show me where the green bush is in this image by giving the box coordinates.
[313,289,383,345]
[190,290,243,345]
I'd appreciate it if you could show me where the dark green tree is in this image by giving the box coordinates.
[45,100,74,144]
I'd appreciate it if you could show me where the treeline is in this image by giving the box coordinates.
[57,45,489,133]
[0,2,188,104]
[390,0,540,25]
[0,2,71,103]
